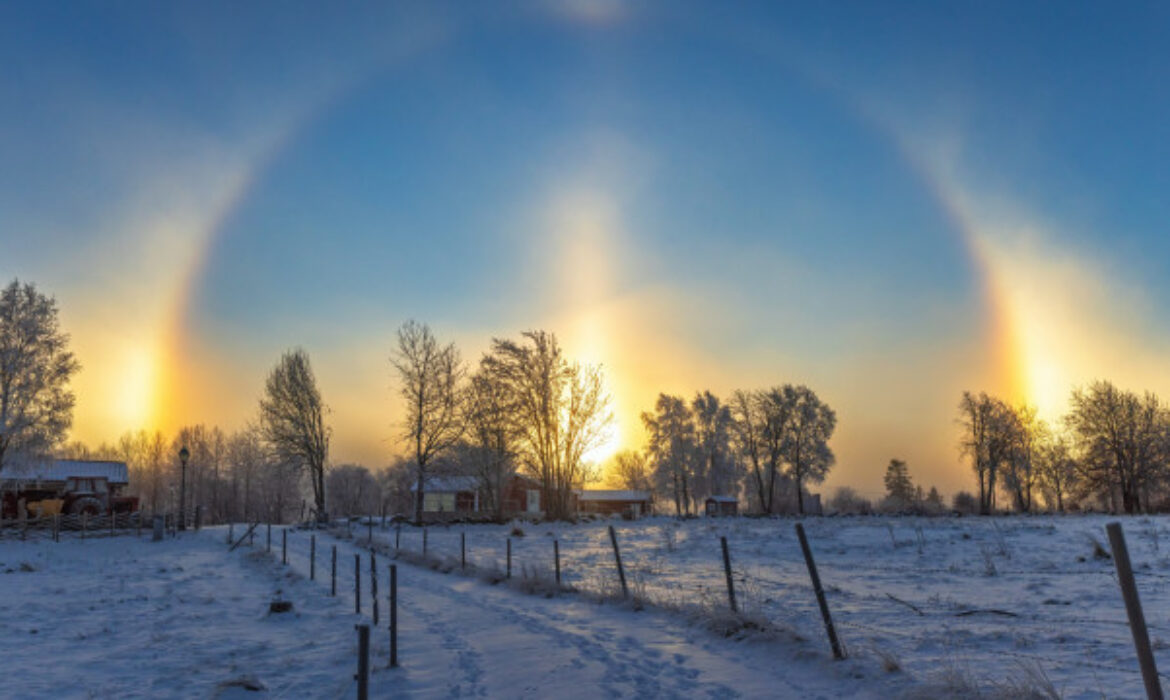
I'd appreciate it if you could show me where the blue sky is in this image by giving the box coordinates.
[3,1,1168,495]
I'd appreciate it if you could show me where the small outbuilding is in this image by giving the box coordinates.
[577,490,651,519]
[705,496,738,517]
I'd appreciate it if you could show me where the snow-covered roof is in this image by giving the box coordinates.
[0,459,129,484]
[409,475,480,493]
[578,490,650,502]
[707,495,738,503]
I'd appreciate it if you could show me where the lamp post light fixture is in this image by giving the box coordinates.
[178,445,190,532]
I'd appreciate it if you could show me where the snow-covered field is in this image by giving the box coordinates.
[379,514,1170,699]
[1,524,914,699]
[2,515,1165,698]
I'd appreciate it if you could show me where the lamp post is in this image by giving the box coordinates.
[178,446,190,532]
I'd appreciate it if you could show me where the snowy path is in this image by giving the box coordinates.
[0,526,917,698]
[275,526,912,698]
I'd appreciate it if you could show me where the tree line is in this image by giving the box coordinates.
[607,385,837,516]
[957,382,1170,515]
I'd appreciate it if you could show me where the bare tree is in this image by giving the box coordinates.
[1001,405,1043,513]
[259,348,330,522]
[958,391,1016,515]
[1036,429,1078,513]
[607,450,653,493]
[392,320,465,523]
[462,364,515,519]
[327,464,380,517]
[1067,381,1169,514]
[482,330,609,520]
[0,280,80,474]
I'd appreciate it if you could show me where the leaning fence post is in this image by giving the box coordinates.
[282,529,288,565]
[310,535,317,581]
[355,624,370,700]
[389,564,398,667]
[370,551,379,626]
[355,554,362,615]
[721,536,738,613]
[1107,522,1164,700]
[608,525,629,600]
[795,522,845,659]
[331,545,338,596]
[507,537,512,579]
[554,539,561,587]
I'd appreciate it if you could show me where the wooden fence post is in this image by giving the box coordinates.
[507,537,512,579]
[266,523,271,552]
[461,531,466,570]
[331,545,337,597]
[608,525,629,600]
[370,552,379,626]
[554,539,561,587]
[355,554,361,615]
[721,536,738,613]
[282,529,288,565]
[310,535,317,581]
[355,624,370,700]
[395,523,401,551]
[1107,522,1164,700]
[389,564,398,668]
[795,523,845,659]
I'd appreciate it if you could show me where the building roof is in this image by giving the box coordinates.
[0,459,129,484]
[707,495,738,503]
[578,489,650,502]
[409,475,480,493]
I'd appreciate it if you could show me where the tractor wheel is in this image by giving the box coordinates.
[70,496,103,516]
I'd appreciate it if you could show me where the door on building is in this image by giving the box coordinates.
[526,489,540,514]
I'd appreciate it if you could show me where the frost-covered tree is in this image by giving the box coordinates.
[483,331,609,520]
[259,348,330,522]
[643,394,698,515]
[392,320,465,523]
[462,363,516,519]
[691,391,736,500]
[779,385,836,514]
[0,280,80,474]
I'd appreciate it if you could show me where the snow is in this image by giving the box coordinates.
[0,459,129,484]
[3,515,1165,697]
[383,514,1170,698]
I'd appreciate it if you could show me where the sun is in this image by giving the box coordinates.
[584,421,622,466]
